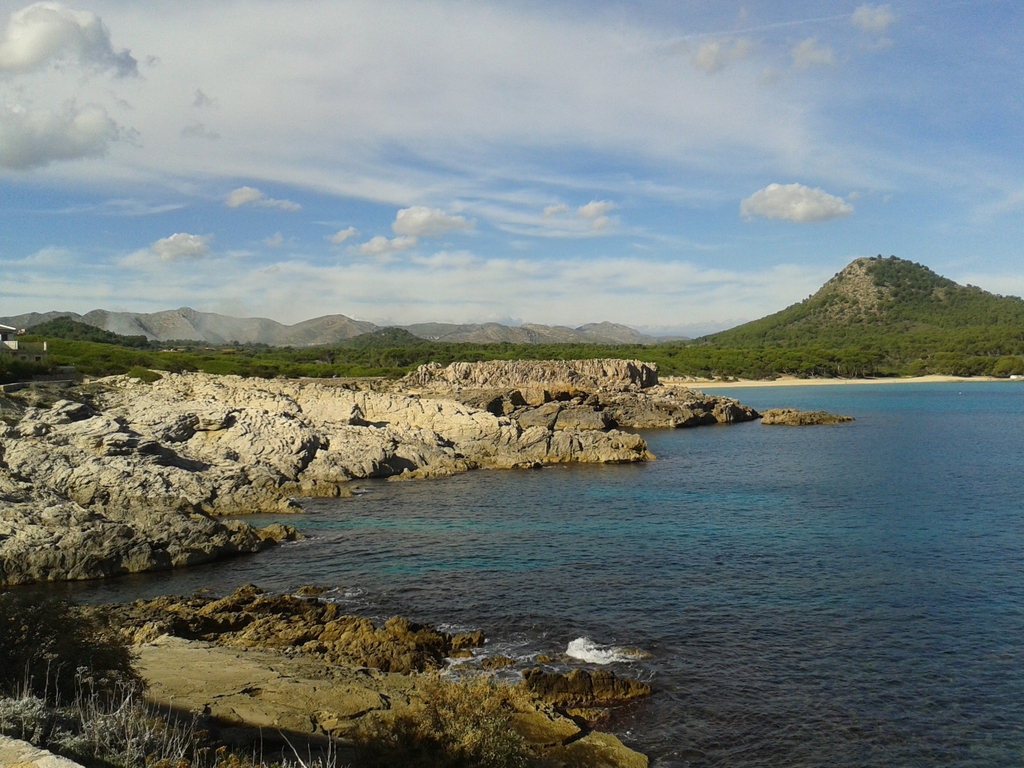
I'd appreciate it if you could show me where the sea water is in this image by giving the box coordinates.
[51,383,1024,767]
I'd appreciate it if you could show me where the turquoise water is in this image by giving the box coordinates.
[57,383,1024,766]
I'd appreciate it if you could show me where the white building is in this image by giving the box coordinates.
[0,323,48,362]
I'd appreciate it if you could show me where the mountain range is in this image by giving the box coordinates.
[0,308,659,346]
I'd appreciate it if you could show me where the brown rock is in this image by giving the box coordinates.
[760,408,855,426]
[480,655,516,670]
[451,630,485,651]
[109,586,474,674]
[521,667,652,707]
[256,523,303,543]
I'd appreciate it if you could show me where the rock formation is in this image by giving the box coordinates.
[399,361,759,430]
[521,668,653,708]
[760,409,854,426]
[108,586,650,767]
[104,584,485,675]
[0,372,653,585]
[404,358,659,392]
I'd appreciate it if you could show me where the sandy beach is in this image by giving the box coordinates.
[666,374,1019,389]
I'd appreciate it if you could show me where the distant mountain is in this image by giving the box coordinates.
[704,256,1024,353]
[1,307,655,346]
[399,321,655,344]
[0,308,377,345]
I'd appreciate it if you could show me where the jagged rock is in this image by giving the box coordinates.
[0,464,268,586]
[521,667,652,707]
[599,387,759,429]
[256,523,303,543]
[106,585,484,674]
[760,409,855,426]
[405,359,659,392]
[0,372,652,584]
[480,655,516,670]
[423,374,760,431]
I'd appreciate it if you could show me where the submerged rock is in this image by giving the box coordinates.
[760,408,855,426]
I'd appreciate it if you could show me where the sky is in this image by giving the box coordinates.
[0,0,1021,335]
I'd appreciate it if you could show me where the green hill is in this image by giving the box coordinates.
[699,256,1024,376]
[25,316,151,348]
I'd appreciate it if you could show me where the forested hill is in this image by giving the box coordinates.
[704,256,1024,359]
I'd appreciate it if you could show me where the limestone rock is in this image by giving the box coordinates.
[599,387,759,429]
[760,408,855,426]
[0,372,653,584]
[405,359,659,392]
[521,667,652,707]
[0,736,85,768]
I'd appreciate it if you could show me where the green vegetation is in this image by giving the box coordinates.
[0,594,136,702]
[7,256,1024,381]
[125,366,163,383]
[0,355,50,385]
[27,317,151,348]
[698,256,1024,376]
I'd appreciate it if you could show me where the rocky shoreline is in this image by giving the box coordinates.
[98,584,651,767]
[0,360,758,586]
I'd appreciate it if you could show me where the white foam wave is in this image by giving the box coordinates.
[565,637,645,664]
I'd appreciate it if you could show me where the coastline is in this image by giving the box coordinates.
[668,374,1017,389]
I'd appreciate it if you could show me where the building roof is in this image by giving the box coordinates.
[0,324,16,332]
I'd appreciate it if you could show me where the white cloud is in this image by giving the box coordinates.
[577,200,616,231]
[791,38,835,70]
[852,5,896,34]
[263,232,284,247]
[150,232,211,261]
[328,226,357,244]
[543,204,569,217]
[692,38,753,74]
[357,235,417,255]
[740,183,853,223]
[0,2,137,76]
[578,200,616,219]
[0,102,119,169]
[392,206,474,238]
[225,186,262,207]
[225,186,301,211]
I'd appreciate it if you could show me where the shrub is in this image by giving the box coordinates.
[355,675,531,768]
[126,366,163,383]
[0,595,137,702]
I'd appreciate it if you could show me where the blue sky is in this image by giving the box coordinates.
[0,0,1021,334]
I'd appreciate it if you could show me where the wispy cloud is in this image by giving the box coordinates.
[791,38,835,69]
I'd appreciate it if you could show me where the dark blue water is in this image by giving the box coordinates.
[52,383,1024,767]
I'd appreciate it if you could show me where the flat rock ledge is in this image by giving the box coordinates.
[760,409,855,426]
[0,371,653,585]
[108,586,649,768]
